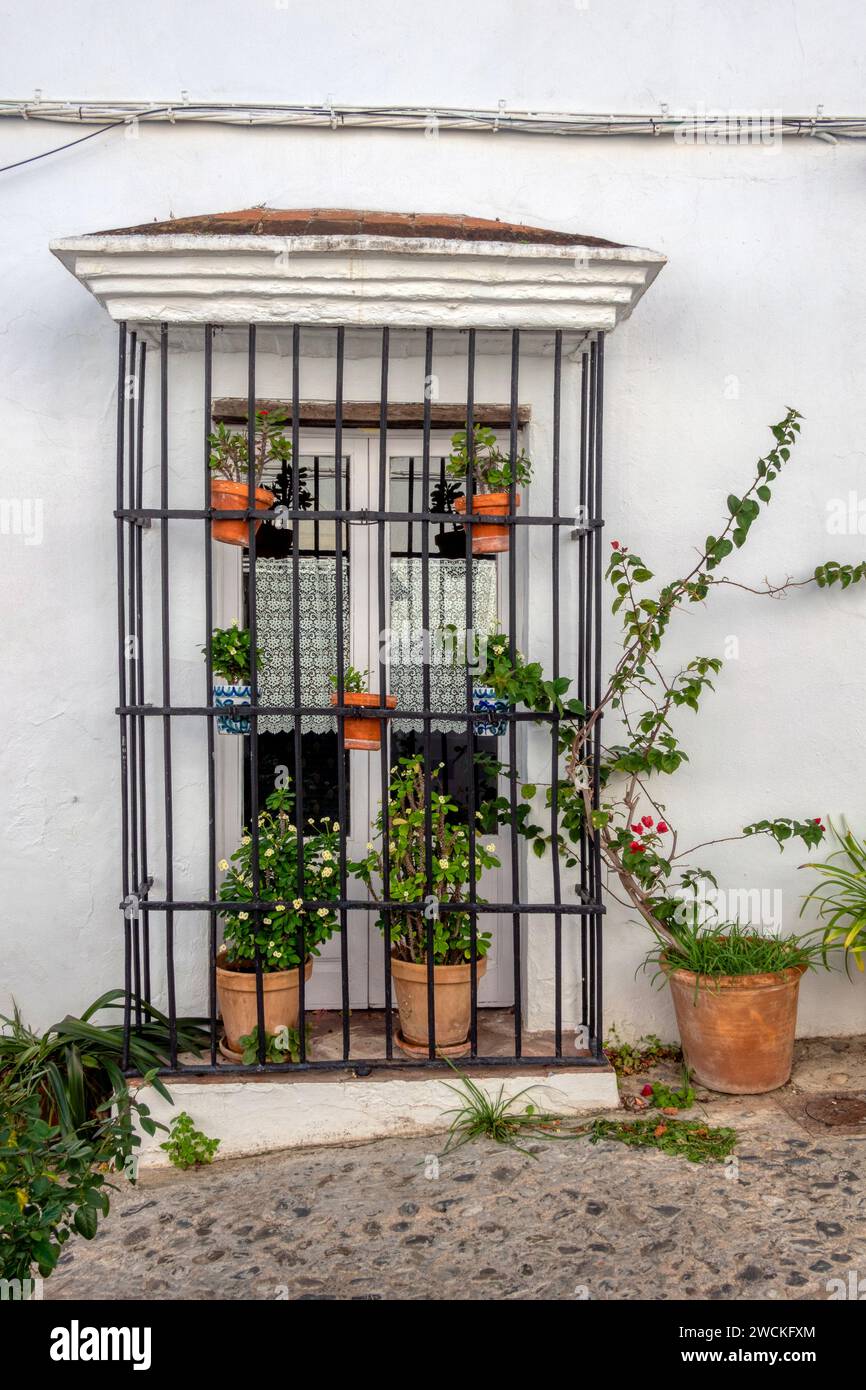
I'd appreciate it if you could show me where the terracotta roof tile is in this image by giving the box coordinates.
[96,207,622,248]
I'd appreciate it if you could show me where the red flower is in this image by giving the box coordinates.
[629,841,645,854]
[630,823,643,833]
[611,540,620,549]
[258,408,271,417]
[642,815,653,828]
[641,1084,653,1097]
[657,821,668,834]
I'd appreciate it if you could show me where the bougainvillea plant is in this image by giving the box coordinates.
[208,406,293,486]
[475,408,863,959]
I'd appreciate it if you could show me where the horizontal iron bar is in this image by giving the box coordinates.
[129,1052,610,1077]
[115,506,595,527]
[122,897,606,914]
[116,703,585,721]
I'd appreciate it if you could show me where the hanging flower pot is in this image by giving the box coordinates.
[471,682,510,737]
[204,624,262,735]
[210,479,274,547]
[213,680,252,735]
[454,492,520,555]
[331,691,398,750]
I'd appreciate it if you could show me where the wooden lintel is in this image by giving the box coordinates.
[213,398,531,428]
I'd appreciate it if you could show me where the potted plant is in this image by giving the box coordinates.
[216,785,340,1059]
[447,425,533,555]
[644,909,829,1093]
[207,407,290,546]
[328,664,397,751]
[257,458,314,559]
[430,475,467,558]
[350,756,500,1055]
[204,623,262,734]
[800,822,866,973]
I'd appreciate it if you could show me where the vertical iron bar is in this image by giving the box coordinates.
[578,348,590,1033]
[464,329,478,1055]
[421,330,435,1057]
[203,325,217,1066]
[313,455,320,556]
[551,330,563,1056]
[586,338,598,1046]
[134,341,151,1007]
[333,327,350,1058]
[115,323,132,1067]
[407,457,415,557]
[246,326,266,1064]
[377,328,393,1058]
[291,326,307,1060]
[507,329,522,1057]
[592,333,605,1052]
[126,331,142,1028]
[159,323,177,1065]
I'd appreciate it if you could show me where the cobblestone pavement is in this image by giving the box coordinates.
[48,1039,866,1301]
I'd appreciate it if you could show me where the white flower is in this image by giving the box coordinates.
[218,858,229,871]
[263,917,272,925]
[438,857,449,869]
[332,823,340,831]
[238,911,249,921]
[366,842,374,851]
[322,866,333,878]
[321,849,333,861]
[293,898,304,910]
[317,907,329,918]
[264,847,275,858]
[242,836,251,846]
[486,844,496,854]
[492,643,504,655]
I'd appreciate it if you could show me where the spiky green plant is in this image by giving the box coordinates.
[801,822,866,975]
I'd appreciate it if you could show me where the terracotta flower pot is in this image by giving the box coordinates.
[330,691,397,751]
[665,961,806,1094]
[391,954,487,1054]
[216,946,313,1054]
[210,479,274,547]
[454,492,520,555]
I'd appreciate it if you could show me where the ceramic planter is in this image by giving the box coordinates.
[472,682,510,736]
[210,479,274,547]
[665,961,806,1093]
[216,946,313,1056]
[331,691,397,750]
[454,491,520,555]
[213,680,251,734]
[391,954,487,1056]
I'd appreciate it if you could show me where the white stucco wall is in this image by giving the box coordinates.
[2,0,865,1041]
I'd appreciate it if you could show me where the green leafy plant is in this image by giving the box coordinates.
[349,755,500,964]
[801,822,866,974]
[328,664,369,695]
[447,424,533,495]
[160,1111,220,1170]
[604,1028,680,1077]
[440,1068,572,1155]
[204,623,263,686]
[644,919,829,984]
[237,1023,311,1064]
[0,991,206,1280]
[476,627,583,718]
[587,1116,737,1164]
[208,406,293,486]
[219,783,341,972]
[641,1070,695,1111]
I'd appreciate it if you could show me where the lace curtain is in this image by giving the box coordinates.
[389,557,497,733]
[256,556,349,735]
[255,555,497,735]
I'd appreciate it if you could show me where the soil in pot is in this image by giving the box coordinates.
[454,492,520,555]
[391,954,487,1055]
[211,480,274,547]
[665,962,806,1093]
[216,947,313,1053]
[331,692,397,750]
